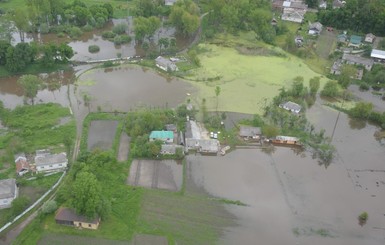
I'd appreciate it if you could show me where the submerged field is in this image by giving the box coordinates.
[184,44,325,114]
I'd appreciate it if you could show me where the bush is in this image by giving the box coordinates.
[88,45,100,53]
[69,27,83,39]
[57,32,66,38]
[82,24,93,32]
[102,31,116,39]
[119,35,132,44]
[8,196,30,220]
[39,23,50,34]
[112,23,128,35]
[359,82,370,91]
[41,200,57,214]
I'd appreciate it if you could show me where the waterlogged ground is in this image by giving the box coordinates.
[184,44,326,114]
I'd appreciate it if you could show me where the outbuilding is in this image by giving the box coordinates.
[55,207,100,230]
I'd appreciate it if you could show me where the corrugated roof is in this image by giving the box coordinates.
[149,131,174,139]
[239,126,262,137]
[35,152,67,167]
[371,49,385,60]
[349,35,362,44]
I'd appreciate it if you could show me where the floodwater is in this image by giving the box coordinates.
[187,99,385,245]
[12,19,191,61]
[348,85,385,112]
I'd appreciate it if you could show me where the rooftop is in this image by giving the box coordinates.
[349,35,362,45]
[342,54,374,67]
[35,152,67,167]
[239,126,262,137]
[149,131,174,140]
[371,49,385,60]
[280,101,302,112]
[0,179,16,199]
[55,207,99,224]
[276,135,299,142]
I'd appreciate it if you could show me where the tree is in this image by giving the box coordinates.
[338,65,356,88]
[350,102,373,119]
[71,171,101,218]
[10,8,29,42]
[321,80,340,98]
[309,77,321,96]
[305,0,319,8]
[17,75,42,105]
[262,124,279,138]
[158,37,169,54]
[170,0,200,36]
[215,85,221,113]
[9,196,30,220]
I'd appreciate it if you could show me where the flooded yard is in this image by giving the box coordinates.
[87,120,118,151]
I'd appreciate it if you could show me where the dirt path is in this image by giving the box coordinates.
[117,133,130,162]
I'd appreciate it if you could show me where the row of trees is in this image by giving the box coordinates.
[318,0,385,36]
[8,0,113,41]
[0,41,73,72]
[203,0,276,43]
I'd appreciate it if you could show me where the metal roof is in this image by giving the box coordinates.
[239,126,262,137]
[371,49,385,60]
[0,179,16,199]
[35,152,67,167]
[55,207,99,224]
[149,131,174,139]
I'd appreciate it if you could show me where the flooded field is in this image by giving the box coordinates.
[128,160,183,192]
[87,120,118,151]
[185,99,385,245]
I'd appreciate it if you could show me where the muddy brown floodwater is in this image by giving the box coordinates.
[187,99,385,245]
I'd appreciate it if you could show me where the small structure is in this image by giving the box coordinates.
[35,151,68,173]
[271,136,301,146]
[308,22,323,35]
[365,33,376,43]
[55,207,100,230]
[271,18,278,26]
[14,153,30,176]
[0,179,18,209]
[165,0,177,6]
[185,139,220,154]
[330,59,343,75]
[281,8,305,23]
[279,101,302,114]
[319,0,327,9]
[348,35,362,48]
[165,124,177,132]
[160,144,184,155]
[155,56,178,72]
[239,126,262,140]
[342,53,373,71]
[295,36,304,46]
[332,0,345,8]
[371,49,385,62]
[356,69,364,80]
[149,131,174,143]
[337,33,348,43]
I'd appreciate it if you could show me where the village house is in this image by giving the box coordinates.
[330,59,343,75]
[337,33,348,43]
[35,150,68,173]
[279,101,302,114]
[271,135,301,146]
[55,207,100,230]
[319,0,327,9]
[14,153,30,176]
[308,22,323,35]
[348,35,362,48]
[185,120,220,154]
[295,36,304,47]
[342,53,373,71]
[149,131,174,144]
[160,144,184,155]
[0,179,18,209]
[155,56,178,72]
[371,49,385,63]
[239,126,262,141]
[281,8,306,23]
[364,33,376,43]
[164,0,177,6]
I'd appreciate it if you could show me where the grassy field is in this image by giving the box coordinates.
[183,43,326,114]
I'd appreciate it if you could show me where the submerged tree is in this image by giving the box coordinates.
[215,85,221,113]
[17,74,42,105]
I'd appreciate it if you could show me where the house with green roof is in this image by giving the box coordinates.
[149,131,174,143]
[348,35,362,48]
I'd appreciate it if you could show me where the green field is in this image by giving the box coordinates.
[183,44,326,114]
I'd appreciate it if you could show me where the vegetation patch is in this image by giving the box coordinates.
[184,44,325,114]
[88,45,100,53]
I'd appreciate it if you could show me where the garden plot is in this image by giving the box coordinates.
[127,160,183,192]
[87,120,118,151]
[117,132,130,162]
[38,233,129,245]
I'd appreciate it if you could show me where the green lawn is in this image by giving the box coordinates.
[183,44,326,114]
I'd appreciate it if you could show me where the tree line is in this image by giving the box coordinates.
[318,0,385,36]
[0,41,73,72]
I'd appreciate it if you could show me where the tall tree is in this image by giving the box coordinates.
[309,77,321,96]
[215,86,221,113]
[71,171,101,218]
[17,74,43,105]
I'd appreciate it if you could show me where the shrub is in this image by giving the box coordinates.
[57,32,66,38]
[113,36,122,45]
[40,23,50,34]
[41,200,57,214]
[359,82,369,91]
[119,35,132,44]
[112,23,128,35]
[88,45,100,53]
[69,27,83,39]
[103,61,114,67]
[102,31,116,39]
[82,24,93,32]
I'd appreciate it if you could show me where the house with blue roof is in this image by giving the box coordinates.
[348,35,362,48]
[149,131,174,143]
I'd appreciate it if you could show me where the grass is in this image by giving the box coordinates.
[183,43,326,114]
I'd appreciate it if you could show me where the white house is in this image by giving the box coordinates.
[279,101,302,114]
[0,179,18,209]
[281,8,306,23]
[165,0,177,6]
[155,56,178,72]
[371,49,385,62]
[35,151,68,173]
[365,33,376,43]
[308,22,323,35]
